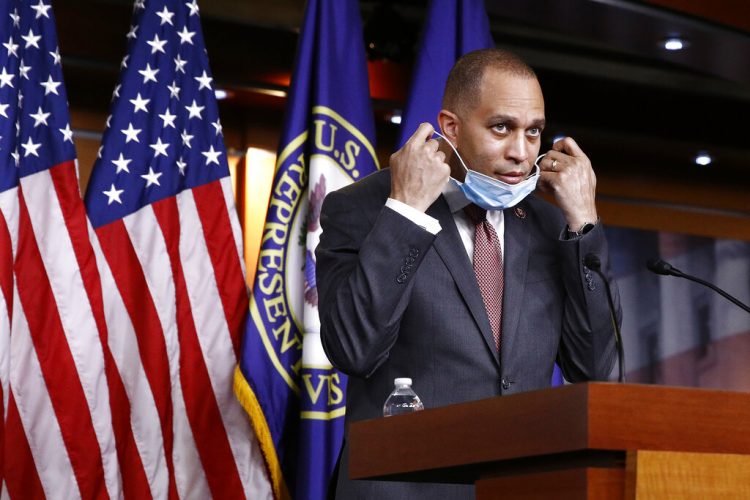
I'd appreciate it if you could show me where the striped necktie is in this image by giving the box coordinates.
[464,204,504,351]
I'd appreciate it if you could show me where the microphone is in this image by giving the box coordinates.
[646,258,678,276]
[646,258,750,314]
[584,253,625,383]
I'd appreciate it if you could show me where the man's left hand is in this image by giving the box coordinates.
[537,137,598,231]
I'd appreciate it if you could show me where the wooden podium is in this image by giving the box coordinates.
[348,383,750,499]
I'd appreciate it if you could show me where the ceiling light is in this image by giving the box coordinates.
[389,112,402,125]
[694,152,712,166]
[663,37,685,51]
[247,86,287,98]
[215,89,228,100]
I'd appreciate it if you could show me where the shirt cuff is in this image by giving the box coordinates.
[561,219,599,241]
[385,198,442,235]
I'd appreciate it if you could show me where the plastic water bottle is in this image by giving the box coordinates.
[383,378,424,417]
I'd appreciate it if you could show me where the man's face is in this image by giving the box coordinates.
[453,69,545,184]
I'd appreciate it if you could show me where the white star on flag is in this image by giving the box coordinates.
[156,6,175,25]
[30,106,51,126]
[185,0,199,16]
[49,47,61,65]
[185,99,204,119]
[0,67,15,88]
[3,36,19,57]
[194,70,213,90]
[121,55,129,69]
[112,153,132,173]
[176,157,187,175]
[40,75,61,95]
[168,81,180,99]
[174,55,187,73]
[126,25,138,40]
[0,102,8,117]
[138,63,159,84]
[147,34,167,54]
[121,122,141,143]
[19,60,31,79]
[59,123,74,143]
[149,137,169,157]
[21,136,42,157]
[140,167,163,186]
[22,29,41,49]
[181,129,194,148]
[211,119,222,136]
[130,92,150,113]
[159,108,177,128]
[102,183,124,204]
[201,145,222,166]
[31,0,52,19]
[177,26,195,45]
[9,8,20,26]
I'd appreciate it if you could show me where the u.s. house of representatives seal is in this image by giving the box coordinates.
[251,106,378,420]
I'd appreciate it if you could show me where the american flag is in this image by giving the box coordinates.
[1,0,129,497]
[82,0,272,498]
[1,0,271,497]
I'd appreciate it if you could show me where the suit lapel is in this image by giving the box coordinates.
[500,203,531,366]
[427,197,499,365]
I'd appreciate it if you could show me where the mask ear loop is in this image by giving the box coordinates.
[432,131,470,174]
[534,153,546,169]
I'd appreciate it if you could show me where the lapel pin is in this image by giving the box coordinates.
[514,206,526,219]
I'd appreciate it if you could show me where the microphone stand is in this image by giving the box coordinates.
[647,259,750,314]
[584,254,625,383]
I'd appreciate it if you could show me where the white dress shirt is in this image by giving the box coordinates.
[385,178,505,263]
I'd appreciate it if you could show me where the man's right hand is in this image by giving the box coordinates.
[389,123,451,213]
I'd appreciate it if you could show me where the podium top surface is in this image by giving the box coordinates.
[348,382,750,481]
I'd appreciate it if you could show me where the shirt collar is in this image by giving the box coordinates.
[443,178,472,214]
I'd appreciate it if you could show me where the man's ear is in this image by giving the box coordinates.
[437,109,459,142]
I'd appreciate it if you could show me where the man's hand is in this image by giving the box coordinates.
[389,123,450,213]
[537,137,598,231]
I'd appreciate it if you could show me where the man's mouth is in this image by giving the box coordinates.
[494,171,527,184]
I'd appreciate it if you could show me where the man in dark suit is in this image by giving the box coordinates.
[316,48,621,499]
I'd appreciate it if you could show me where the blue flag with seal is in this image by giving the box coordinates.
[397,0,494,148]
[234,0,378,499]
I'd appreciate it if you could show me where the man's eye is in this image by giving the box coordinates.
[492,124,507,133]
[528,128,541,137]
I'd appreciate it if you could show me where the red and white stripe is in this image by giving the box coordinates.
[91,175,271,499]
[0,192,16,409]
[0,190,18,499]
[1,163,269,499]
[2,162,121,499]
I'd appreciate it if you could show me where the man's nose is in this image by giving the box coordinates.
[505,132,529,164]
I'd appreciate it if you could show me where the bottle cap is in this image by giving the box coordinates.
[394,377,412,387]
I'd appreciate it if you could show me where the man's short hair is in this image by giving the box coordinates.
[442,48,537,115]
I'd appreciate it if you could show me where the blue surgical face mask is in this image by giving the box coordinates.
[434,131,544,211]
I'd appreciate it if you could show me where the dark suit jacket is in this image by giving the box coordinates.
[316,168,621,499]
